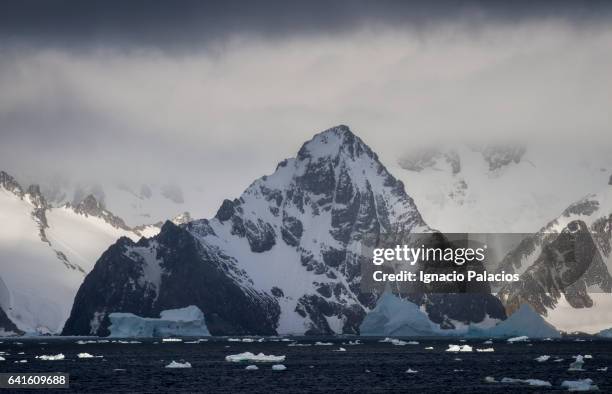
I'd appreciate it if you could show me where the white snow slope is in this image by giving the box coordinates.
[0,175,152,334]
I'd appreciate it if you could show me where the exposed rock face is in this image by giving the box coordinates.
[477,144,525,171]
[0,306,22,336]
[69,194,131,231]
[497,182,612,331]
[63,125,506,336]
[0,171,23,196]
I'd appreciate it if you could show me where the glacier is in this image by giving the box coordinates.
[108,306,210,337]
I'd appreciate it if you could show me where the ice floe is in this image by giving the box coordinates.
[245,365,258,370]
[36,354,65,361]
[561,379,599,391]
[500,377,551,387]
[77,353,102,359]
[569,355,585,371]
[446,344,473,352]
[272,364,287,371]
[225,352,286,363]
[535,355,550,362]
[165,361,192,368]
[507,336,529,343]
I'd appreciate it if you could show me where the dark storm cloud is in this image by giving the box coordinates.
[1,0,611,50]
[0,1,611,221]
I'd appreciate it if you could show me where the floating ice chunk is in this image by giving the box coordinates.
[184,339,208,344]
[584,355,593,359]
[501,378,552,387]
[245,365,258,370]
[287,342,311,347]
[0,356,4,361]
[165,361,192,368]
[314,342,333,346]
[483,340,493,345]
[334,347,346,352]
[225,352,286,363]
[454,358,462,361]
[569,355,585,371]
[77,353,102,359]
[345,340,361,346]
[17,360,27,363]
[596,367,607,372]
[484,376,497,383]
[405,368,418,374]
[446,344,473,352]
[476,348,494,352]
[162,338,182,343]
[36,354,65,361]
[561,379,599,391]
[535,355,550,362]
[507,336,529,343]
[424,347,434,350]
[271,364,286,371]
[554,358,565,362]
[380,338,412,346]
[227,338,241,342]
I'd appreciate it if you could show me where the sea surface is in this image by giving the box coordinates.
[0,337,610,393]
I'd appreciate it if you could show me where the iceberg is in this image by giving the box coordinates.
[108,306,210,337]
[597,327,612,338]
[360,293,435,336]
[469,305,560,339]
[360,295,556,339]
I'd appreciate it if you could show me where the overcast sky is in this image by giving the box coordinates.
[1,1,611,214]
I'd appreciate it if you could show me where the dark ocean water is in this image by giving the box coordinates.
[0,337,610,393]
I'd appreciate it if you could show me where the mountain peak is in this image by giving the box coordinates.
[296,125,377,163]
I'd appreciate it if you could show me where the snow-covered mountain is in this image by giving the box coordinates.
[391,144,612,233]
[63,125,506,336]
[497,178,612,334]
[36,177,208,228]
[0,171,158,335]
